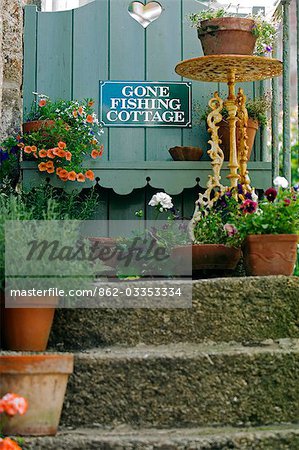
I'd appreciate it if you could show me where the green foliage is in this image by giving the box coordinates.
[236,188,299,238]
[189,8,277,56]
[197,95,270,126]
[0,136,21,189]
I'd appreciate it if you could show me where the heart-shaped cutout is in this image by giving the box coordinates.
[128,1,163,29]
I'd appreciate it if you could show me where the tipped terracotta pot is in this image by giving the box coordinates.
[1,295,58,351]
[169,146,203,161]
[198,17,257,56]
[0,354,73,436]
[218,118,259,161]
[22,120,55,134]
[243,234,298,276]
[173,244,241,271]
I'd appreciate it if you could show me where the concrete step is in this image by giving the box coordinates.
[49,277,299,350]
[61,339,299,429]
[23,425,299,449]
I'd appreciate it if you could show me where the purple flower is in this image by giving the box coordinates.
[294,184,299,192]
[265,45,273,53]
[224,223,238,237]
[237,184,243,195]
[245,192,253,200]
[240,200,258,214]
[265,187,277,202]
[225,190,232,198]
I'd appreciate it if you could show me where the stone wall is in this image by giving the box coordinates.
[0,0,40,141]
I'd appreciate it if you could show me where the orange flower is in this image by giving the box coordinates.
[58,169,69,181]
[46,161,54,169]
[31,145,37,153]
[17,142,24,149]
[32,152,38,159]
[91,139,98,145]
[73,110,78,118]
[56,167,62,175]
[53,148,60,156]
[0,437,22,449]
[39,149,47,158]
[78,106,83,115]
[98,145,104,157]
[47,167,55,174]
[38,99,47,107]
[65,124,71,131]
[38,162,47,172]
[65,151,72,161]
[24,146,32,154]
[57,149,66,158]
[77,173,85,182]
[91,149,99,159]
[88,100,94,107]
[47,149,55,159]
[85,170,95,181]
[86,115,93,123]
[58,141,66,150]
[68,171,77,181]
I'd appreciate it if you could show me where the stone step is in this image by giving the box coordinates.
[23,425,299,449]
[61,339,299,429]
[49,277,299,350]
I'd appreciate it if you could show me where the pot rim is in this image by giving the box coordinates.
[0,354,74,374]
[174,243,240,250]
[245,233,299,242]
[199,16,256,28]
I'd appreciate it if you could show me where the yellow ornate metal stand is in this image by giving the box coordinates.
[175,55,283,205]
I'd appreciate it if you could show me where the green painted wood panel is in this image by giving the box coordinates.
[108,0,145,162]
[36,10,73,100]
[145,0,182,161]
[23,6,38,118]
[73,0,109,160]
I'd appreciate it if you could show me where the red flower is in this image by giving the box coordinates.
[0,437,22,449]
[284,198,291,206]
[240,199,258,214]
[265,187,277,202]
[38,99,47,107]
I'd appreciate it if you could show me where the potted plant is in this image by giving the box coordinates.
[199,95,270,161]
[8,94,104,184]
[0,355,73,436]
[189,8,277,56]
[235,177,299,276]
[0,186,101,351]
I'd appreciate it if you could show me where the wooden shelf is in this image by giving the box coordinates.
[21,161,272,195]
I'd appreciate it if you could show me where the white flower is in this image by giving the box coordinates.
[251,189,258,202]
[149,192,173,210]
[273,176,289,189]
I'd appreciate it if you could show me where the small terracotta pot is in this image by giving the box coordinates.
[23,120,55,134]
[198,17,257,56]
[218,118,259,161]
[243,234,298,276]
[0,354,73,436]
[173,244,241,270]
[1,294,58,351]
[169,146,203,161]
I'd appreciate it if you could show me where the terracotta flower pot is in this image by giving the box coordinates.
[173,244,241,271]
[22,120,55,134]
[198,17,257,56]
[243,234,298,276]
[169,146,203,161]
[1,294,58,351]
[0,354,74,436]
[218,118,259,161]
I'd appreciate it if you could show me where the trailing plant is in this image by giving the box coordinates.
[189,8,277,55]
[3,94,104,184]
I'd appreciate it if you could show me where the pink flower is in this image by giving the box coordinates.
[224,223,238,237]
[240,200,258,214]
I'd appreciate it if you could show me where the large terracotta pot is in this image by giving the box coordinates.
[169,146,203,161]
[1,295,57,351]
[173,244,241,271]
[218,118,259,161]
[243,234,298,276]
[0,354,73,436]
[198,17,257,56]
[22,120,55,134]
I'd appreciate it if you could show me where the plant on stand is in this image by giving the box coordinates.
[189,7,277,56]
